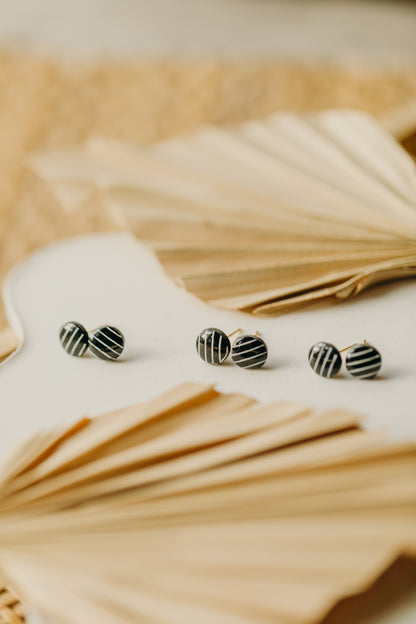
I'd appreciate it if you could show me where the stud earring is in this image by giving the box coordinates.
[89,326,125,361]
[59,321,89,357]
[231,331,268,369]
[309,340,382,379]
[308,341,342,378]
[196,328,242,365]
[345,341,382,379]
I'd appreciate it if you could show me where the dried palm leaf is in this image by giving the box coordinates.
[0,329,19,364]
[0,383,415,624]
[382,100,416,156]
[31,110,416,315]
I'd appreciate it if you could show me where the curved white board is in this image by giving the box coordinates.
[0,232,415,624]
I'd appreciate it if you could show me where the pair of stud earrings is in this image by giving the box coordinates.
[196,328,268,369]
[309,340,382,379]
[59,321,125,361]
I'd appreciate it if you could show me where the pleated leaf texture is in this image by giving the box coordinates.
[0,383,415,624]
[30,110,416,315]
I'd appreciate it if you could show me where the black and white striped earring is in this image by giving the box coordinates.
[231,331,268,369]
[196,328,241,365]
[59,321,89,357]
[345,341,382,379]
[89,326,125,361]
[309,340,382,379]
[308,342,342,378]
[59,322,125,360]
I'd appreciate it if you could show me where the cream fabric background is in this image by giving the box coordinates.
[0,0,415,62]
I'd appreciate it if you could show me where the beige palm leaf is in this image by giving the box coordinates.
[0,383,415,624]
[31,110,416,315]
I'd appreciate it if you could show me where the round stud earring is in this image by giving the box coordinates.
[231,331,268,369]
[59,321,89,357]
[308,341,342,378]
[345,341,382,379]
[89,326,125,361]
[196,328,241,365]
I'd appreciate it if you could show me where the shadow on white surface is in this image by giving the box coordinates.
[323,558,416,624]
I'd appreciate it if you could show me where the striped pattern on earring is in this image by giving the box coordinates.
[308,341,342,378]
[345,343,381,379]
[59,321,89,357]
[231,334,268,369]
[89,326,125,361]
[196,328,231,365]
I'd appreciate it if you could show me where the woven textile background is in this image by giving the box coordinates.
[1,52,416,336]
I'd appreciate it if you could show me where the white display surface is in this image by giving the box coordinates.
[1,231,415,624]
